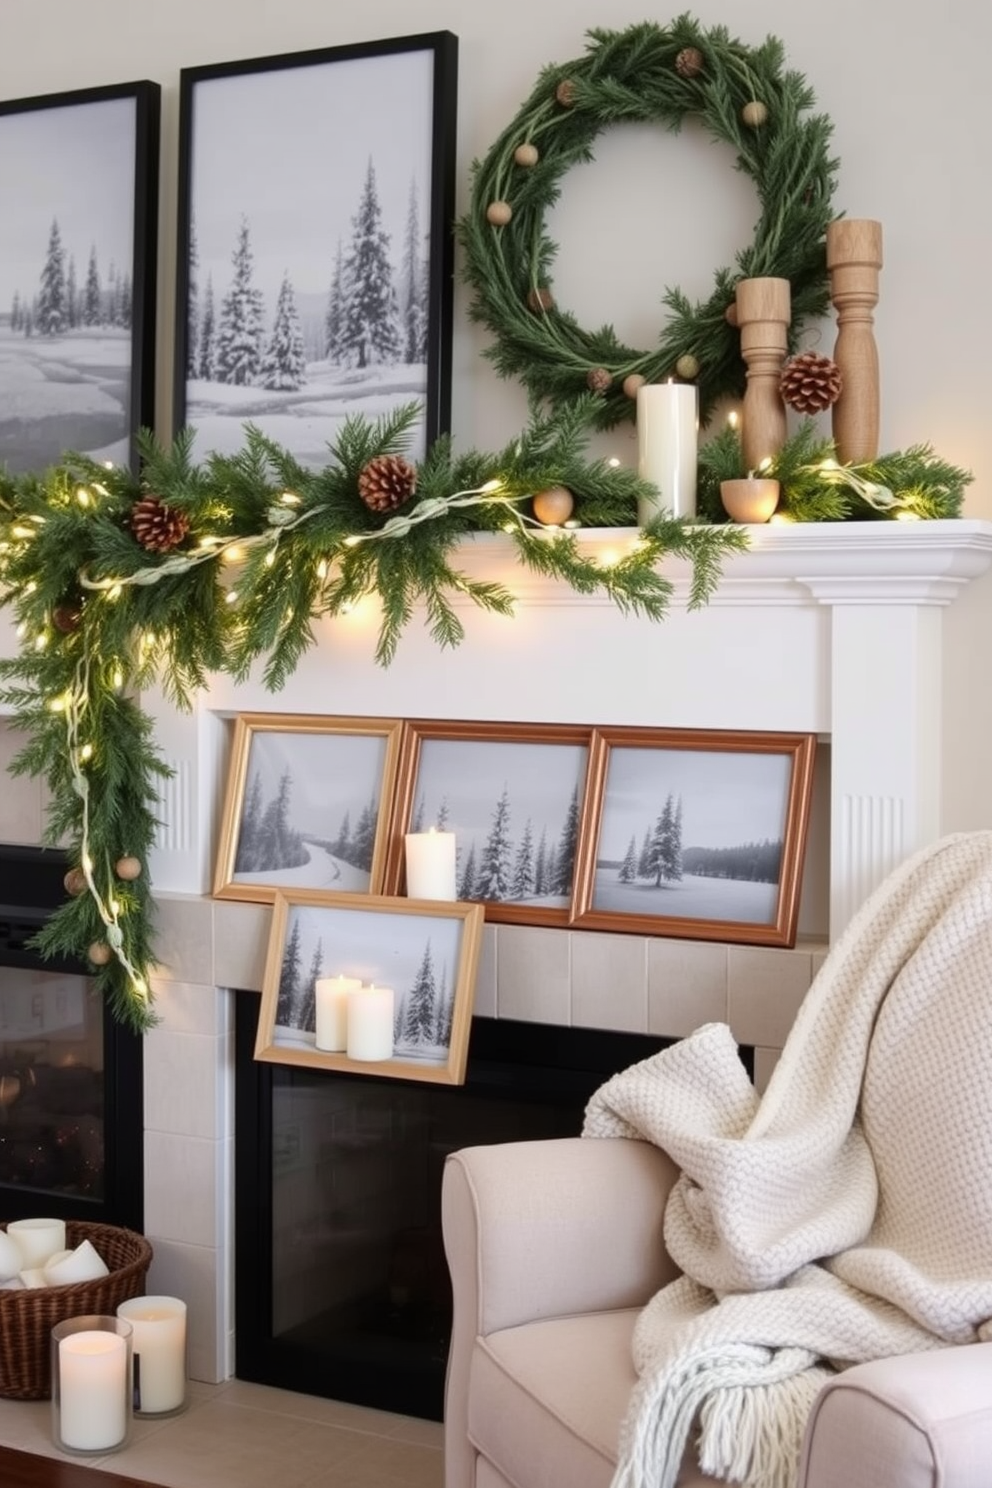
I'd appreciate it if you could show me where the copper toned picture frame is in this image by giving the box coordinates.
[571,728,816,947]
[213,713,403,903]
[254,889,483,1084]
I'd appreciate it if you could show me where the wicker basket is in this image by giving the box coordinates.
[0,1220,153,1399]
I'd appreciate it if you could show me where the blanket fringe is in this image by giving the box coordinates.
[697,1361,832,1488]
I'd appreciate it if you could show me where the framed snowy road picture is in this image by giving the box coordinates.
[175,31,457,468]
[254,890,483,1084]
[0,79,159,475]
[571,728,816,947]
[385,720,595,928]
[213,713,404,903]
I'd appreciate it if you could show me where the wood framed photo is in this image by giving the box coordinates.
[0,79,159,474]
[213,713,403,902]
[386,720,594,927]
[571,728,816,947]
[175,30,458,467]
[254,890,483,1084]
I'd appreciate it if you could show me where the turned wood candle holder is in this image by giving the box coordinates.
[827,219,883,464]
[735,277,790,471]
[720,478,781,524]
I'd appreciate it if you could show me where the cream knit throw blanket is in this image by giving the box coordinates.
[583,831,992,1488]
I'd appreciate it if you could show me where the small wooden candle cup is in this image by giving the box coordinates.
[720,478,781,524]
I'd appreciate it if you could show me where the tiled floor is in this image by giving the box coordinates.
[0,1379,444,1488]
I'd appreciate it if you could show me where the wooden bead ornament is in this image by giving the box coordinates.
[532,487,575,525]
[486,201,513,227]
[623,373,646,399]
[88,941,113,966]
[527,286,554,314]
[63,868,87,897]
[514,143,539,167]
[742,100,768,128]
[675,353,700,380]
[115,856,142,881]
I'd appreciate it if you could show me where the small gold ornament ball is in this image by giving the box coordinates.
[63,868,87,897]
[116,855,142,882]
[742,100,768,128]
[486,200,513,227]
[88,941,113,966]
[623,373,646,399]
[514,143,539,167]
[675,353,700,380]
[532,487,575,525]
[724,301,739,328]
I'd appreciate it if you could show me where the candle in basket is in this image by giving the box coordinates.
[314,975,363,1051]
[404,828,456,900]
[636,381,698,523]
[52,1317,132,1454]
[7,1217,65,1268]
[117,1296,187,1416]
[45,1238,110,1286]
[346,985,394,1062]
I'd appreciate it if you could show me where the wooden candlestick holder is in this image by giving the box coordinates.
[827,219,883,464]
[735,277,790,471]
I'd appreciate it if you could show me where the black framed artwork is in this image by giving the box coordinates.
[0,80,160,475]
[175,31,458,469]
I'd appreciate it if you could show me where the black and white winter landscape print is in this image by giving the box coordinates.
[408,734,589,920]
[590,742,802,929]
[257,894,481,1084]
[177,36,455,468]
[219,721,398,898]
[0,85,156,475]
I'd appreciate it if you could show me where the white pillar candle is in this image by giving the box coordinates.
[0,1230,23,1281]
[314,975,363,1051]
[404,828,457,900]
[7,1218,65,1268]
[19,1267,48,1288]
[346,985,394,1061]
[45,1239,109,1286]
[57,1330,129,1451]
[636,381,698,523]
[117,1296,187,1415]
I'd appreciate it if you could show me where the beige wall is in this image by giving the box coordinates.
[1,0,989,511]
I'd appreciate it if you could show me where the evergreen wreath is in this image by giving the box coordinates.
[0,402,745,1032]
[459,16,839,428]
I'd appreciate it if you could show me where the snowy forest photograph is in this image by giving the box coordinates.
[0,85,155,475]
[403,732,591,924]
[256,893,482,1084]
[177,36,455,469]
[214,717,402,901]
[579,733,815,941]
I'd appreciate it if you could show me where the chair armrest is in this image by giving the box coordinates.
[799,1344,992,1488]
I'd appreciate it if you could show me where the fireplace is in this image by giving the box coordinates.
[0,843,143,1230]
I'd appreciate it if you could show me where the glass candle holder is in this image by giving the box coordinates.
[117,1295,188,1417]
[51,1315,133,1455]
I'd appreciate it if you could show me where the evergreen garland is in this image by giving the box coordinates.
[696,421,972,523]
[0,401,745,1032]
[459,16,838,428]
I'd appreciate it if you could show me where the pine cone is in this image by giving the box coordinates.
[357,454,417,513]
[130,495,190,553]
[586,366,612,394]
[779,352,843,413]
[675,46,704,79]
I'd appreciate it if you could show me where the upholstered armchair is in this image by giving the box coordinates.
[442,1134,992,1488]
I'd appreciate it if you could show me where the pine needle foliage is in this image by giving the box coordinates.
[0,402,744,1029]
[459,16,839,428]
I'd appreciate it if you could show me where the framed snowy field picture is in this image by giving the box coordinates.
[254,889,483,1084]
[174,31,457,468]
[385,720,595,928]
[0,79,159,475]
[213,712,404,903]
[570,727,817,948]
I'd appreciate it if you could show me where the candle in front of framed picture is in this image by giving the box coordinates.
[314,975,363,1051]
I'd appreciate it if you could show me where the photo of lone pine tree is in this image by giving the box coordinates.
[184,47,436,468]
[232,728,390,892]
[0,96,139,473]
[274,903,464,1065]
[409,738,588,906]
[593,746,794,924]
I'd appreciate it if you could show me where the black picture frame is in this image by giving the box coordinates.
[0,80,159,475]
[175,31,458,468]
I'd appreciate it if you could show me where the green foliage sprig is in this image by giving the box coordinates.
[459,16,838,428]
[0,400,746,1031]
[696,421,971,523]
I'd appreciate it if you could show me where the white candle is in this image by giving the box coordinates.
[346,985,394,1061]
[7,1217,65,1268]
[404,828,457,900]
[0,1230,22,1281]
[19,1267,48,1288]
[57,1330,128,1451]
[636,381,698,523]
[117,1296,187,1415]
[45,1239,110,1286]
[314,975,363,1051]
